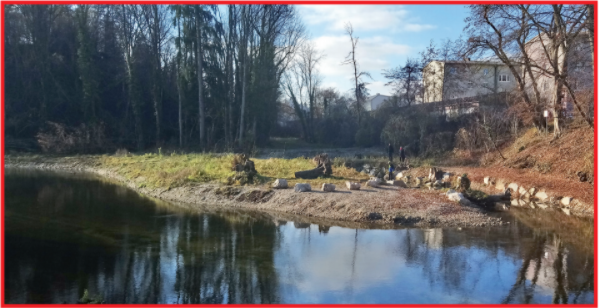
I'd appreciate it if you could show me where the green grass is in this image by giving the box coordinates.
[97,153,370,189]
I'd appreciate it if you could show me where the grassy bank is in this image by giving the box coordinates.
[97,153,371,189]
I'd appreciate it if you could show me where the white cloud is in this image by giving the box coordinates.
[404,23,436,32]
[366,80,389,96]
[298,5,436,33]
[310,35,408,95]
[312,35,409,76]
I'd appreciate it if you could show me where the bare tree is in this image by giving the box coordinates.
[141,5,170,146]
[383,58,421,107]
[520,4,592,134]
[195,5,205,149]
[284,42,322,141]
[117,4,145,150]
[341,22,371,124]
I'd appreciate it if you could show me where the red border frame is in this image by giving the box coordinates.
[0,2,597,308]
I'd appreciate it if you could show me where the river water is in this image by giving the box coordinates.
[4,170,595,304]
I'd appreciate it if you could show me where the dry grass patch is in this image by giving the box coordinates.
[97,153,370,189]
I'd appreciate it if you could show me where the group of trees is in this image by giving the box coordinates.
[5,4,593,154]
[5,4,304,152]
[464,4,594,137]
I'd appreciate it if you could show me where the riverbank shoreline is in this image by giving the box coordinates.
[4,155,505,228]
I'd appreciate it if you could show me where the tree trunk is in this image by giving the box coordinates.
[239,53,246,146]
[176,13,183,147]
[151,5,162,147]
[295,166,325,179]
[227,5,235,145]
[552,32,566,138]
[196,6,205,149]
[587,5,594,67]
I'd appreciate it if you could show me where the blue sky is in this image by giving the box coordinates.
[296,5,470,97]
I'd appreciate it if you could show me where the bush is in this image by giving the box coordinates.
[354,120,377,147]
[36,121,110,154]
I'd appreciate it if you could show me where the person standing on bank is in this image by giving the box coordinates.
[399,146,406,165]
[388,143,394,162]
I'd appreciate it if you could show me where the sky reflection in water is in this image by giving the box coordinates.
[4,170,594,304]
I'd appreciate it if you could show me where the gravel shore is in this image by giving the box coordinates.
[4,156,505,228]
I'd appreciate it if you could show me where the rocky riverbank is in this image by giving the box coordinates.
[4,155,505,228]
[404,166,594,218]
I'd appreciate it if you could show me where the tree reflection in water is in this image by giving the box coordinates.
[4,170,595,304]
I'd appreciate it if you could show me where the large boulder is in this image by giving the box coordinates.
[528,187,537,197]
[369,177,383,184]
[272,179,288,189]
[366,180,380,188]
[446,189,475,207]
[518,186,529,199]
[561,197,573,206]
[387,180,407,188]
[294,183,311,192]
[322,183,336,192]
[442,172,453,181]
[507,183,519,195]
[395,172,404,180]
[535,190,549,201]
[494,203,509,211]
[495,179,506,191]
[446,190,463,202]
[346,181,361,190]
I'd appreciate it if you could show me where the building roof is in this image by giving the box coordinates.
[424,60,506,68]
[367,93,391,100]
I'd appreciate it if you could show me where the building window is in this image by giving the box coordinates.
[449,67,456,74]
[483,69,489,75]
[499,74,510,82]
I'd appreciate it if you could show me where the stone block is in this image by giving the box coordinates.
[366,180,380,188]
[272,179,288,189]
[507,183,519,194]
[495,179,506,191]
[535,190,549,201]
[294,183,311,192]
[387,180,407,188]
[494,203,509,211]
[346,181,361,190]
[561,197,573,206]
[322,183,336,192]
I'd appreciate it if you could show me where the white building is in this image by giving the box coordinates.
[363,93,392,111]
[422,60,518,103]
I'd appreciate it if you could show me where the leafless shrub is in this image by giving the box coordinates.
[455,109,513,155]
[36,122,109,154]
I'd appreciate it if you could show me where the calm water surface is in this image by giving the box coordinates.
[4,170,595,304]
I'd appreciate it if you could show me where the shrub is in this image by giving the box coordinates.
[36,121,110,154]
